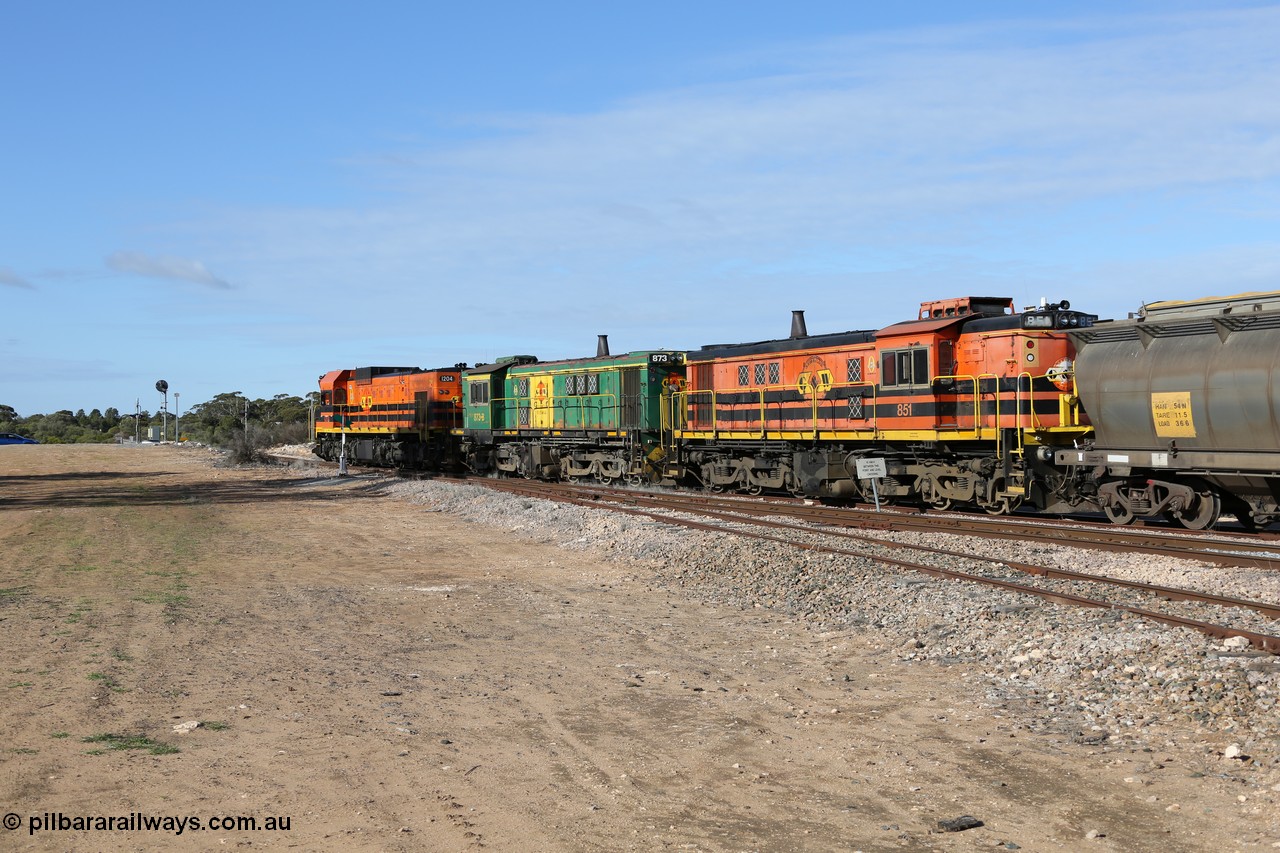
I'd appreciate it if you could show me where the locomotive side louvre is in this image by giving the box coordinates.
[456,349,686,482]
[1062,290,1280,528]
[315,365,463,468]
[676,329,878,440]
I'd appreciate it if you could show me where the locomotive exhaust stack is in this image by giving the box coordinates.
[597,335,610,357]
[790,310,808,339]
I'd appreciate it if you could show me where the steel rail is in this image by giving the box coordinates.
[587,490,1280,620]
[494,480,1280,620]
[477,478,1280,654]
[552,484,1280,570]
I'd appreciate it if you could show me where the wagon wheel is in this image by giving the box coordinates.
[1169,491,1221,530]
[1103,501,1136,525]
[983,499,1010,516]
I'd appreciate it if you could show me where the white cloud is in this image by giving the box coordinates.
[0,266,35,289]
[106,251,232,290]
[191,5,1280,347]
[298,11,1270,244]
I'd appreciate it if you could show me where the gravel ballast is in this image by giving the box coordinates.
[382,478,1280,797]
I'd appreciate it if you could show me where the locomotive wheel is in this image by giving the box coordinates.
[745,485,763,496]
[1171,491,1221,530]
[928,496,953,511]
[1103,502,1136,525]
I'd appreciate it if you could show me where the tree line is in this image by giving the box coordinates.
[0,392,317,450]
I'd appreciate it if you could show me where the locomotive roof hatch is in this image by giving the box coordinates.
[352,366,422,381]
[466,356,536,376]
[876,314,971,338]
[917,296,1013,320]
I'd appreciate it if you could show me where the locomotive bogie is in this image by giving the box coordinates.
[682,446,800,495]
[313,434,454,469]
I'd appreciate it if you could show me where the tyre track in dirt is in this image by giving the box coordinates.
[1,446,1275,850]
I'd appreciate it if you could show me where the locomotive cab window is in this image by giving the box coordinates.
[468,381,490,405]
[880,348,930,388]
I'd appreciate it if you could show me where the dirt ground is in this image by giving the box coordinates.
[0,445,1275,852]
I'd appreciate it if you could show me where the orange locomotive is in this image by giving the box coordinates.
[314,365,464,468]
[666,297,1097,515]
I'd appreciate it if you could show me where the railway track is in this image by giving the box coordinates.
[461,477,1280,570]
[470,477,1280,654]
[288,449,1280,566]
[265,452,1280,652]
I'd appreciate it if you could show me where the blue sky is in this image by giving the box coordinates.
[4,1,1279,416]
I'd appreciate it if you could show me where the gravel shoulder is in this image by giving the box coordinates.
[0,445,1277,851]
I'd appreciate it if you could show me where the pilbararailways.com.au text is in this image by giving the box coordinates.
[7,811,292,836]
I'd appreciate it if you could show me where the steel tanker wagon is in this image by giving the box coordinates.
[1060,291,1280,530]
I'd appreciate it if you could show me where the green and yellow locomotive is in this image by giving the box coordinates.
[456,336,685,483]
